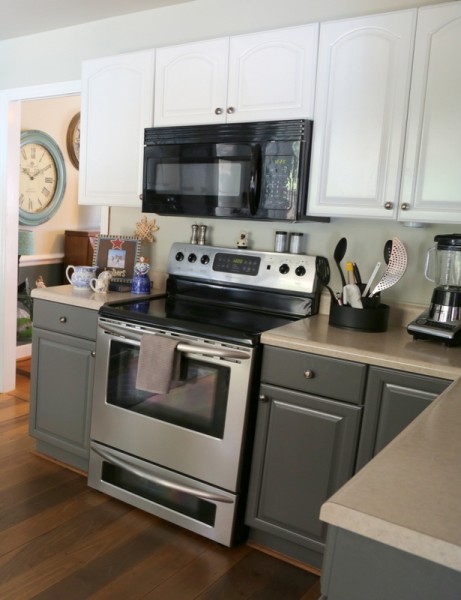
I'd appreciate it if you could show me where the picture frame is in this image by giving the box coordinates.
[92,235,141,284]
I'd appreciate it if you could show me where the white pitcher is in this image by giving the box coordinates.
[66,265,98,289]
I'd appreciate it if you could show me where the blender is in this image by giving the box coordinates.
[408,234,461,345]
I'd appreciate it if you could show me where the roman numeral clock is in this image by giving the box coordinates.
[19,130,66,226]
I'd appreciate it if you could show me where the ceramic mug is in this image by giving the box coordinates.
[66,265,98,289]
[90,270,112,293]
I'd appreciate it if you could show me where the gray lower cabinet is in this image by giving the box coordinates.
[29,300,97,472]
[245,346,366,569]
[355,366,451,471]
[321,526,461,600]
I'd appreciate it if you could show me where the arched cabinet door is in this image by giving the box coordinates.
[79,50,155,207]
[400,2,461,224]
[154,38,229,126]
[226,24,318,123]
[307,10,416,219]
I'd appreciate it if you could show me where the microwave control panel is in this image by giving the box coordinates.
[263,155,296,209]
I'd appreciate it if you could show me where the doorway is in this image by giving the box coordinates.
[0,80,81,393]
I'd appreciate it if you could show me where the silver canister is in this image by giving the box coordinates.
[198,224,207,245]
[289,232,304,254]
[274,231,288,253]
[190,224,199,244]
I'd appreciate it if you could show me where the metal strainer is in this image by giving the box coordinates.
[370,238,407,297]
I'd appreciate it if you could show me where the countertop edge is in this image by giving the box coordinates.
[31,285,164,310]
[320,501,461,572]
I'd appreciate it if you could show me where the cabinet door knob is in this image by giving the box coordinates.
[226,106,235,114]
[215,107,223,115]
[59,316,67,323]
[400,202,410,211]
[91,351,96,357]
[303,370,315,380]
[259,394,269,402]
[384,202,393,210]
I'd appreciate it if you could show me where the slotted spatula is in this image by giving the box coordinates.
[369,238,407,297]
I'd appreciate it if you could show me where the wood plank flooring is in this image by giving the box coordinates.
[0,364,321,599]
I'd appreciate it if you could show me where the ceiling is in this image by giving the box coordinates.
[0,0,196,41]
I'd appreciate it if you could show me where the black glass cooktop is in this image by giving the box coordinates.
[100,292,313,347]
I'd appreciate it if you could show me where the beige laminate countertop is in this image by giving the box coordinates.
[31,284,165,310]
[320,378,461,572]
[262,305,461,572]
[262,307,461,380]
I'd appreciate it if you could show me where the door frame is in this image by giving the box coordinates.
[0,80,80,392]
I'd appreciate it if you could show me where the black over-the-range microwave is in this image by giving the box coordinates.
[142,119,317,221]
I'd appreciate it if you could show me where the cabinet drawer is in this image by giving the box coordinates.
[261,346,367,404]
[33,300,98,341]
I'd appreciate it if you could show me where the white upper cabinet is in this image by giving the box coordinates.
[79,50,155,207]
[154,38,229,126]
[226,26,318,123]
[154,24,318,126]
[399,2,461,224]
[307,10,416,219]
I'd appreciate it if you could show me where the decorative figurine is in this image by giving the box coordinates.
[237,231,248,248]
[131,256,151,294]
[90,270,112,293]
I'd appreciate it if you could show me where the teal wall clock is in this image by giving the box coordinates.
[19,130,67,226]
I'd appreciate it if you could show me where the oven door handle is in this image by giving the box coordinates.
[99,322,251,360]
[92,444,234,504]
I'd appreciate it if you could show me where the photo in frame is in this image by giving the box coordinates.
[92,235,141,284]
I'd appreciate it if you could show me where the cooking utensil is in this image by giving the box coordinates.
[362,261,382,297]
[370,238,407,297]
[342,284,363,308]
[315,256,337,304]
[353,262,362,286]
[345,261,354,284]
[383,239,392,264]
[333,237,347,288]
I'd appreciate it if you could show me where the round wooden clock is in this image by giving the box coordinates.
[19,130,67,226]
[66,112,80,169]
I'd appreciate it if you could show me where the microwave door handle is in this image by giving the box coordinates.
[249,144,262,216]
[99,322,251,360]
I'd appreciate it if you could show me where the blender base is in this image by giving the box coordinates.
[407,310,461,346]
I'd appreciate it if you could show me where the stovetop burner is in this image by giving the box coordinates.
[100,243,321,346]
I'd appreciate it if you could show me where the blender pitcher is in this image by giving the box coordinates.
[425,234,461,322]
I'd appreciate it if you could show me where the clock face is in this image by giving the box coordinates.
[19,142,58,214]
[18,130,66,226]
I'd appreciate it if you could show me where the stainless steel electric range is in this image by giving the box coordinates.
[88,243,321,546]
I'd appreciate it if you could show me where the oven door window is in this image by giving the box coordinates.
[107,340,230,438]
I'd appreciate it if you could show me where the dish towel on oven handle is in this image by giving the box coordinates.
[136,334,181,394]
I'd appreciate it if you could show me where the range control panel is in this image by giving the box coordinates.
[167,243,318,294]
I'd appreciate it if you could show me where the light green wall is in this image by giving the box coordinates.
[2,0,459,307]
[0,0,449,90]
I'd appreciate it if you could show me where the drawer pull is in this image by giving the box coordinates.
[59,316,67,323]
[303,370,315,380]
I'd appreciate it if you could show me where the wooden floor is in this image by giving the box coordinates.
[0,361,321,600]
